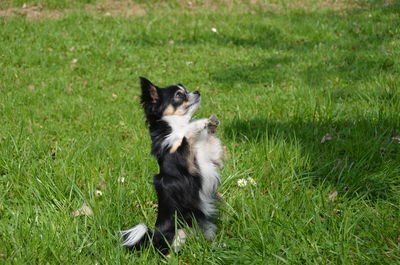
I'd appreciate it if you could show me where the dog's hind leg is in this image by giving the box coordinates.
[199,218,217,241]
[152,215,176,255]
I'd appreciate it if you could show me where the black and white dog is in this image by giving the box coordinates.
[121,77,224,255]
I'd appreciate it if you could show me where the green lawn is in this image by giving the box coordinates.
[1,0,399,264]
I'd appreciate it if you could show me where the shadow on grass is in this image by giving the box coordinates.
[213,56,293,85]
[214,2,400,202]
[223,117,400,201]
[210,2,400,87]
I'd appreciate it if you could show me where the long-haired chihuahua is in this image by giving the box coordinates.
[121,77,224,255]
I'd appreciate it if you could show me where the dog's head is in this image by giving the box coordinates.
[140,77,201,123]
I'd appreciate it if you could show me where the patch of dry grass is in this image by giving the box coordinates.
[85,0,146,17]
[1,0,394,21]
[0,3,63,20]
[0,0,146,20]
[175,0,378,12]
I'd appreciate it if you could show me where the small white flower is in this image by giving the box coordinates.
[320,133,333,143]
[71,58,78,64]
[95,190,103,196]
[392,136,400,143]
[237,178,247,187]
[247,177,257,185]
[117,177,125,183]
[211,27,218,33]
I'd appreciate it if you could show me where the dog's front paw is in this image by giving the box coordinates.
[207,114,220,134]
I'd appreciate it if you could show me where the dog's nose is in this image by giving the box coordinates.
[193,91,200,96]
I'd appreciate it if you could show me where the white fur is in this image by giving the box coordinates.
[120,223,148,247]
[161,115,190,150]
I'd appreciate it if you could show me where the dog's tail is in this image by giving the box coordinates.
[120,223,149,248]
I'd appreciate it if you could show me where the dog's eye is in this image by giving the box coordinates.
[175,92,185,99]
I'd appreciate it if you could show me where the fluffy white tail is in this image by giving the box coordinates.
[120,223,148,247]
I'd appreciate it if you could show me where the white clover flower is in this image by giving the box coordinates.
[95,190,103,196]
[247,177,257,185]
[392,136,400,143]
[211,27,218,33]
[237,178,247,187]
[117,177,125,183]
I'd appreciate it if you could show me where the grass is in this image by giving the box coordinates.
[1,0,400,264]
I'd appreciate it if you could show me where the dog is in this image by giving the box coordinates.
[121,77,224,255]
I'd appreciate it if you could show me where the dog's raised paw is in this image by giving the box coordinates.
[207,114,220,134]
[209,114,220,126]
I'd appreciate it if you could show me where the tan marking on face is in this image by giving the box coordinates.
[163,104,175,116]
[163,100,192,116]
[174,103,188,116]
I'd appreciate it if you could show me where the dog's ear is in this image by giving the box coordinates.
[140,77,159,104]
